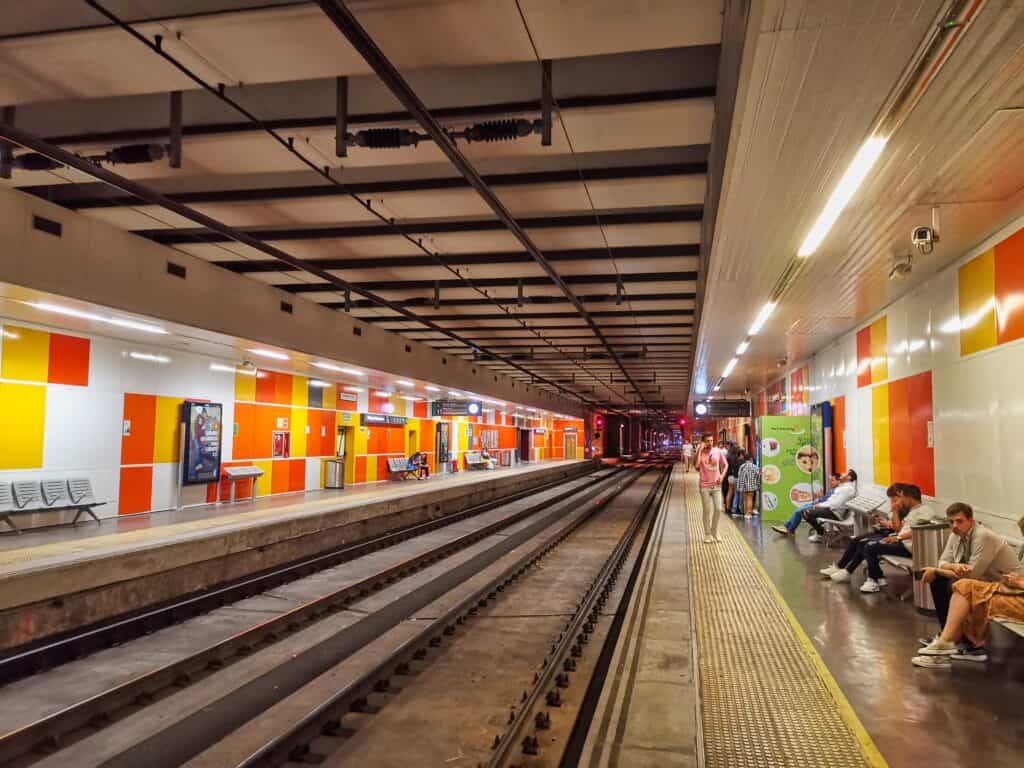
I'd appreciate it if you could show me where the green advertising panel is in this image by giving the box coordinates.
[757,415,822,523]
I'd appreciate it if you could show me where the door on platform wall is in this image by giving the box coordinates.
[407,428,418,459]
[518,429,532,462]
[338,426,355,485]
[564,432,578,460]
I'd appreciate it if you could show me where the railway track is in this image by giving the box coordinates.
[0,463,673,767]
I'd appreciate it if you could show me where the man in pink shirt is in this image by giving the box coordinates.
[696,433,728,543]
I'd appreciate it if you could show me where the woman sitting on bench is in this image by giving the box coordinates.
[408,452,429,480]
[480,449,496,470]
[913,571,1024,667]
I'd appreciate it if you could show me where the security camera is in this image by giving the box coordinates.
[912,225,938,255]
[889,253,914,280]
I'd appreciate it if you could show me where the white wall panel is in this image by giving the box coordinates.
[151,462,180,513]
[305,458,322,491]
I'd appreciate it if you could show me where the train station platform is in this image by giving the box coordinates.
[584,468,884,767]
[0,459,591,651]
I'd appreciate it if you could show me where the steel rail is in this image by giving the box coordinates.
[0,467,615,766]
[230,468,660,768]
[487,467,670,766]
[315,0,648,408]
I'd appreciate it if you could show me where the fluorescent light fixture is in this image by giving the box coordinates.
[312,362,364,376]
[478,397,506,406]
[129,351,170,364]
[395,379,415,387]
[712,386,720,392]
[722,357,739,378]
[343,386,363,392]
[309,380,331,388]
[248,348,289,361]
[448,391,463,397]
[425,385,441,392]
[1,329,19,339]
[736,340,750,355]
[798,136,888,257]
[375,391,393,397]
[28,301,168,334]
[748,302,777,336]
[400,395,420,402]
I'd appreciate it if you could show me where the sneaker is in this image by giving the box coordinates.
[771,525,791,536]
[919,638,957,656]
[859,578,882,593]
[807,532,823,543]
[830,569,852,583]
[918,634,940,647]
[912,654,952,669]
[876,578,888,587]
[819,565,840,577]
[951,646,989,662]
[714,535,723,543]
[702,535,713,543]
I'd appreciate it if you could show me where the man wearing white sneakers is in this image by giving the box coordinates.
[858,483,936,593]
[696,433,727,543]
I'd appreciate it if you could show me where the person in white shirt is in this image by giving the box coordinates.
[801,470,858,543]
[682,441,694,472]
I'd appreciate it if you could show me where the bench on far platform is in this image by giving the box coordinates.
[0,478,106,534]
[386,457,419,480]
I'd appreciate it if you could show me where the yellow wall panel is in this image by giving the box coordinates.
[253,460,274,497]
[869,317,888,383]
[391,397,406,417]
[365,456,377,482]
[321,383,336,408]
[958,249,997,356]
[234,371,257,402]
[291,376,308,408]
[354,425,368,455]
[153,396,182,463]
[1,326,50,383]
[871,384,891,487]
[290,406,308,458]
[0,382,46,469]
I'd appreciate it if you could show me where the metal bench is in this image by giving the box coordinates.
[464,451,489,470]
[994,539,1024,639]
[386,457,418,480]
[0,478,106,534]
[821,487,888,546]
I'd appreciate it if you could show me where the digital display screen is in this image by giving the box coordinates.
[182,401,223,485]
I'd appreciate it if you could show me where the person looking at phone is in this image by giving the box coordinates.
[696,433,728,544]
[821,483,905,582]
[771,472,842,536]
[858,483,935,593]
[918,502,1021,645]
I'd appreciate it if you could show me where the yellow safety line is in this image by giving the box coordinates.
[733,531,889,768]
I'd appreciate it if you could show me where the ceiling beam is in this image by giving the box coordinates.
[364,309,695,322]
[140,207,699,244]
[320,292,695,309]
[39,162,707,209]
[219,244,698,274]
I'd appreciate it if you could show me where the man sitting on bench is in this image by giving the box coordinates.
[821,483,905,582]
[772,471,857,542]
[858,483,935,593]
[480,448,496,470]
[407,452,429,480]
[919,502,1022,648]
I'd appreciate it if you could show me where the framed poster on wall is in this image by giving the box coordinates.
[182,401,223,485]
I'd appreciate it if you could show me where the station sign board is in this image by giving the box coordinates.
[431,399,482,417]
[362,414,408,426]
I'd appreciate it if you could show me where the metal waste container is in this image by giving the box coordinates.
[324,458,344,489]
[911,521,949,612]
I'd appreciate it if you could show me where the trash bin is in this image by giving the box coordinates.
[324,458,344,489]
[911,521,950,612]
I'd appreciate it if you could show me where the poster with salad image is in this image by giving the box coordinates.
[757,415,817,523]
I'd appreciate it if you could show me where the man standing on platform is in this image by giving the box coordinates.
[682,440,694,472]
[696,433,728,543]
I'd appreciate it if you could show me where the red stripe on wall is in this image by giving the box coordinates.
[856,327,872,388]
[888,377,913,484]
[121,394,156,465]
[118,465,153,515]
[831,396,847,474]
[47,333,90,386]
[908,371,935,497]
[995,227,1024,345]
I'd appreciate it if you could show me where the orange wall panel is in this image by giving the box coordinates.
[413,401,427,418]
[288,458,305,492]
[271,460,290,494]
[119,465,153,515]
[273,372,294,405]
[995,227,1024,345]
[831,396,847,474]
[121,394,156,465]
[336,394,357,412]
[887,377,913,484]
[355,455,367,484]
[856,327,872,387]
[908,371,935,497]
[254,405,290,458]
[254,371,276,404]
[233,402,256,460]
[419,423,434,452]
[47,332,90,386]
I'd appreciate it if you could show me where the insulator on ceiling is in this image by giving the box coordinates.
[465,118,536,143]
[353,128,420,149]
[103,143,167,164]
[12,152,64,171]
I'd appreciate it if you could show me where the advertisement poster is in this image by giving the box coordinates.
[182,402,223,485]
[757,415,820,522]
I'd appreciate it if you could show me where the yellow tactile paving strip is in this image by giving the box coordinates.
[685,473,887,768]
[0,461,583,572]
